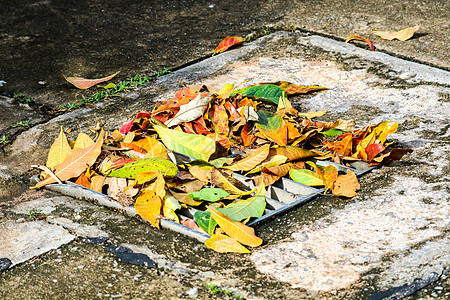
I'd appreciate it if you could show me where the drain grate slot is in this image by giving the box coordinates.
[43,150,375,244]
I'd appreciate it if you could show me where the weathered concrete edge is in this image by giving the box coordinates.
[305,35,450,86]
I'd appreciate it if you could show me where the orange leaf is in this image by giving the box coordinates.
[269,146,315,162]
[345,35,375,51]
[322,165,338,192]
[253,173,280,187]
[63,71,120,89]
[135,190,162,228]
[32,129,104,189]
[138,137,168,159]
[335,133,353,156]
[373,25,420,41]
[255,111,288,146]
[208,207,262,247]
[205,233,251,253]
[332,170,360,198]
[214,36,245,54]
[241,123,256,147]
[225,144,270,172]
[75,173,91,189]
[211,103,230,136]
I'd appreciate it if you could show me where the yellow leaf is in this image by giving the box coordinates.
[373,25,420,41]
[163,205,179,223]
[246,155,287,175]
[73,133,94,149]
[90,175,105,193]
[211,169,249,195]
[332,170,360,197]
[46,127,71,170]
[142,137,168,159]
[297,111,327,119]
[225,144,270,171]
[208,207,263,247]
[147,173,166,199]
[32,129,104,189]
[205,233,251,253]
[135,190,162,228]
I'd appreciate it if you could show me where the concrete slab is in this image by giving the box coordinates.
[0,31,449,299]
[0,220,75,266]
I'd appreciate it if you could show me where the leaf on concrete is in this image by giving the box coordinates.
[63,71,120,89]
[205,233,251,253]
[272,81,328,95]
[345,35,375,51]
[33,129,104,189]
[373,25,420,41]
[194,211,217,235]
[208,207,263,247]
[365,143,385,162]
[332,170,360,197]
[134,190,162,228]
[213,36,245,54]
[153,124,216,161]
[237,84,285,104]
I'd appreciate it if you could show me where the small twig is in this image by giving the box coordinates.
[31,165,63,184]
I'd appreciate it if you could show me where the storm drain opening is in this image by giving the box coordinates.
[42,151,374,244]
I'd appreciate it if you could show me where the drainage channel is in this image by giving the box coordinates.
[41,151,374,244]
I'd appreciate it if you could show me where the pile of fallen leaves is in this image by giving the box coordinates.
[31,81,412,253]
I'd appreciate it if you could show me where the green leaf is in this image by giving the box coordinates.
[109,157,178,179]
[217,182,266,221]
[289,168,324,186]
[323,128,347,138]
[153,124,216,161]
[236,84,285,104]
[194,211,217,235]
[189,188,230,202]
[209,157,234,168]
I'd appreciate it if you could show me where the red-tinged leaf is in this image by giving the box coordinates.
[119,111,151,134]
[32,129,104,189]
[224,101,241,122]
[63,71,120,89]
[255,111,288,146]
[193,122,213,135]
[110,158,137,170]
[134,190,162,228]
[175,88,198,105]
[211,104,230,136]
[241,123,256,147]
[180,218,207,234]
[214,36,245,54]
[207,132,234,149]
[182,122,197,134]
[335,133,353,156]
[120,142,147,156]
[345,35,375,51]
[365,143,385,161]
[322,165,338,191]
[205,233,251,253]
[373,25,420,41]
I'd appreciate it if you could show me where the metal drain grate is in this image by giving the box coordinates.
[44,151,374,243]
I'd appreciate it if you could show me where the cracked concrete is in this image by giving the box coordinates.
[0,21,449,300]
